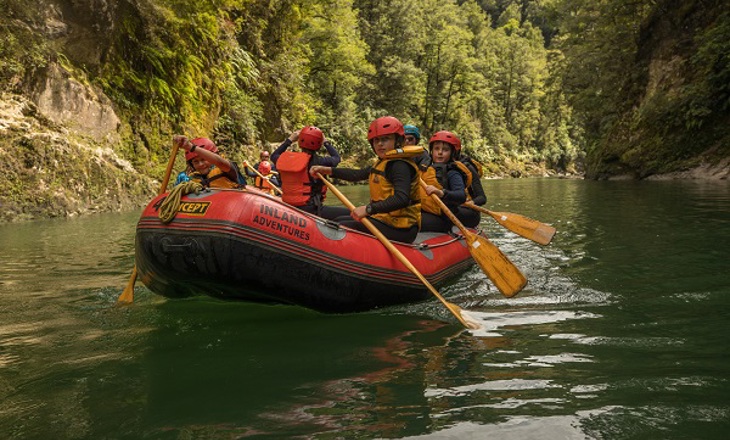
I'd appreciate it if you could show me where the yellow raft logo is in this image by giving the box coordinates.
[178,201,211,216]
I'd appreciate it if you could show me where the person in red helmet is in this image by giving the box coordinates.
[253,160,279,195]
[419,130,480,231]
[246,149,279,185]
[174,135,244,189]
[310,116,424,243]
[271,126,341,215]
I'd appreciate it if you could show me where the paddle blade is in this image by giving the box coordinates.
[465,233,527,297]
[117,266,137,304]
[487,210,556,246]
[445,302,483,330]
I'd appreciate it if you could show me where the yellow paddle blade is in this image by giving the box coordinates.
[465,233,527,297]
[117,266,137,304]
[487,210,556,246]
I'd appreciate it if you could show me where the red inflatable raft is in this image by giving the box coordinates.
[135,188,474,313]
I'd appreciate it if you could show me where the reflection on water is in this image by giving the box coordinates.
[463,309,601,338]
[1,179,729,439]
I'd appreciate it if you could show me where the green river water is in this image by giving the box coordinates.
[1,178,728,439]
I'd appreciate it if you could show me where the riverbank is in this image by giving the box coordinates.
[1,90,725,225]
[602,157,730,181]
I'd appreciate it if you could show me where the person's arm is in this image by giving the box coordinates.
[310,164,374,221]
[469,176,487,206]
[227,161,247,186]
[271,139,292,164]
[441,169,466,206]
[271,130,300,164]
[245,161,260,178]
[328,166,371,182]
[175,135,232,172]
[368,160,415,214]
[319,140,341,167]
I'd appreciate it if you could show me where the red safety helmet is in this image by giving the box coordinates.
[258,160,272,175]
[298,126,324,151]
[185,137,218,161]
[367,116,405,143]
[428,131,461,152]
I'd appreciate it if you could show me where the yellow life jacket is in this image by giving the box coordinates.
[277,151,326,207]
[419,161,472,214]
[190,166,240,189]
[368,147,423,229]
[459,157,483,201]
[461,156,484,177]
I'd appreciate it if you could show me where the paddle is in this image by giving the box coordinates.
[317,173,481,330]
[463,201,556,245]
[244,161,283,195]
[117,139,181,304]
[420,179,527,298]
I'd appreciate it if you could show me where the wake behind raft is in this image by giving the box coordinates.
[134,187,476,313]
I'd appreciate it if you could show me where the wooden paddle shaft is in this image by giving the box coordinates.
[159,142,181,195]
[245,161,283,195]
[118,140,181,304]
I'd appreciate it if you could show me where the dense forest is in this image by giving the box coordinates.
[1,0,728,221]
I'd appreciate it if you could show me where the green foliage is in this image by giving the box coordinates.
[688,11,730,117]
[6,0,726,187]
[0,0,50,91]
[554,0,729,177]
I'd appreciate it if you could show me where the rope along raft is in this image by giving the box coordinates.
[158,181,204,224]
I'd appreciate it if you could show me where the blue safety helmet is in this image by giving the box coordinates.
[403,124,420,142]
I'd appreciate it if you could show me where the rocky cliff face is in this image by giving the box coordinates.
[32,63,122,142]
[0,92,156,222]
[0,0,160,223]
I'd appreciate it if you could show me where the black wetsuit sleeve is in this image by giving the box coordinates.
[370,160,415,214]
[469,177,487,206]
[318,141,341,167]
[441,169,466,206]
[271,139,292,164]
[331,166,371,182]
[244,161,259,178]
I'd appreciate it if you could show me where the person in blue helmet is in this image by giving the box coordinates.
[404,124,431,171]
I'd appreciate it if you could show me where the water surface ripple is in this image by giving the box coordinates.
[1,179,728,439]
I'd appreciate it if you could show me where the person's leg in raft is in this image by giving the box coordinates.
[456,206,481,228]
[318,206,351,220]
[337,217,418,243]
[420,212,452,233]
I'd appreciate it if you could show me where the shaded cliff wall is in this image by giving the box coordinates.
[586,0,730,179]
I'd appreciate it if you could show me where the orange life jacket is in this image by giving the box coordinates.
[277,151,326,207]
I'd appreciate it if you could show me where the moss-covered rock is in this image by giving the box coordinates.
[0,94,157,223]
